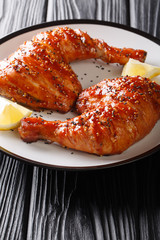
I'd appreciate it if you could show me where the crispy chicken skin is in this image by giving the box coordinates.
[19,76,160,155]
[0,27,146,112]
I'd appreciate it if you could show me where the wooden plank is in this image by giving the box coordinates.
[25,154,160,240]
[129,0,160,38]
[0,0,47,38]
[0,154,33,239]
[46,0,129,23]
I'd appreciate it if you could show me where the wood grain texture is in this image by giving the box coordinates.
[130,0,160,38]
[46,0,129,23]
[0,0,47,38]
[0,0,160,240]
[0,154,33,239]
[25,154,160,240]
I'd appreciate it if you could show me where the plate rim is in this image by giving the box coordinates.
[0,19,160,170]
[1,19,160,46]
[0,144,160,171]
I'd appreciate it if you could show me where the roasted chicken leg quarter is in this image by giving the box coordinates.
[19,76,160,155]
[0,27,147,112]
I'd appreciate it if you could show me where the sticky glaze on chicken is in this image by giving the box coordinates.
[19,76,160,155]
[0,27,147,112]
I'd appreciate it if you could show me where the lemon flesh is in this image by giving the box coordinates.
[0,97,32,130]
[122,59,160,81]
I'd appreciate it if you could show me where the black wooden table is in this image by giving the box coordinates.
[1,1,160,239]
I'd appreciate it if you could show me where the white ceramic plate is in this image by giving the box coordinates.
[0,20,160,169]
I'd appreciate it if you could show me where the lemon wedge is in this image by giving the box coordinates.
[0,97,32,130]
[122,59,160,81]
